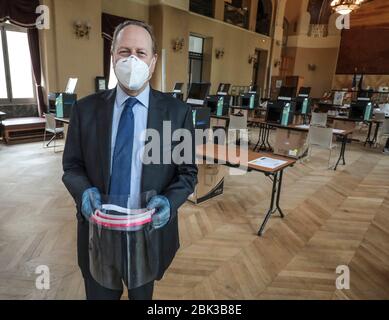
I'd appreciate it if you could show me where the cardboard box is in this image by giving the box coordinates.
[188,164,226,204]
[273,128,308,159]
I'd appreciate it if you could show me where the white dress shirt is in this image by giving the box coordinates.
[110,84,149,209]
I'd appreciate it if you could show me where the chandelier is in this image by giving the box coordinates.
[330,0,365,15]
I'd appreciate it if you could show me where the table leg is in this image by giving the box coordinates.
[46,134,56,147]
[372,122,381,146]
[265,124,273,151]
[254,124,263,151]
[334,134,347,171]
[259,123,267,151]
[275,170,284,218]
[258,170,285,236]
[63,123,69,143]
[364,122,373,147]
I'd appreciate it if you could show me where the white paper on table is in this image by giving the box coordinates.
[294,124,310,130]
[65,78,78,94]
[249,157,287,169]
[294,125,346,135]
[332,129,345,134]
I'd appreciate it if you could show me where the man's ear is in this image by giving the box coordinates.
[149,54,158,74]
[111,55,116,68]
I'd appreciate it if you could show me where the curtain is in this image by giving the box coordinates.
[101,13,140,82]
[103,38,111,82]
[0,0,40,27]
[0,0,46,115]
[27,28,45,116]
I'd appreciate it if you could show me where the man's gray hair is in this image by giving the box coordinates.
[111,20,157,54]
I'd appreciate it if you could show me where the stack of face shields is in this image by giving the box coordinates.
[90,204,156,232]
[89,203,160,290]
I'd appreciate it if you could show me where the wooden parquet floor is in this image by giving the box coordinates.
[0,130,388,300]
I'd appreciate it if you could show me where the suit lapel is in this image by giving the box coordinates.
[141,88,167,194]
[96,88,116,194]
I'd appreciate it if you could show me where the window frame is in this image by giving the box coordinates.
[0,23,36,105]
[188,35,204,86]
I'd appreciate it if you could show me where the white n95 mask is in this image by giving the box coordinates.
[114,55,152,91]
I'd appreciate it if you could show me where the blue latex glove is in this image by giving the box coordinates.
[147,195,171,229]
[81,187,102,221]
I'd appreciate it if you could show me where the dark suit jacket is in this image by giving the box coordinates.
[62,87,198,281]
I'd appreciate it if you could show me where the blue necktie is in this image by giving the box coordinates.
[109,97,138,206]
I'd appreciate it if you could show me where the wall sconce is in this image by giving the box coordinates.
[74,21,91,39]
[172,38,184,52]
[215,48,225,59]
[308,63,317,71]
[248,54,257,64]
[274,59,281,68]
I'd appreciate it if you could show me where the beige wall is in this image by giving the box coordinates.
[292,47,339,98]
[149,5,164,90]
[39,0,388,103]
[40,0,276,101]
[40,0,103,99]
[282,0,342,98]
[188,11,271,94]
[40,0,152,101]
[156,0,189,11]
[285,33,341,98]
[284,0,304,35]
[270,0,287,77]
[40,0,58,99]
[154,5,271,95]
[38,0,349,102]
[54,0,103,98]
[102,0,149,22]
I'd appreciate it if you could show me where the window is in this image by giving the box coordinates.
[0,32,7,99]
[0,23,35,104]
[224,0,249,29]
[188,35,204,86]
[189,0,213,18]
[256,0,272,36]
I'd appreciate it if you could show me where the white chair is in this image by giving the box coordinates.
[380,103,389,116]
[310,112,328,127]
[228,112,248,145]
[375,112,386,121]
[43,113,64,152]
[374,112,386,146]
[379,118,389,148]
[308,126,336,169]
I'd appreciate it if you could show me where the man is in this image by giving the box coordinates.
[62,20,198,300]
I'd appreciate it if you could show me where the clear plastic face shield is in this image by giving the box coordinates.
[88,191,160,290]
